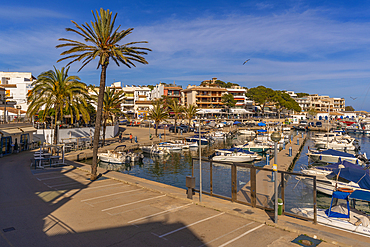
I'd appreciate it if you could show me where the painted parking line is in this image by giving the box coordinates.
[37,175,85,181]
[127,203,193,224]
[198,222,254,247]
[81,189,142,202]
[83,182,123,190]
[158,212,225,238]
[102,195,166,212]
[218,224,264,247]
[32,170,74,176]
[49,181,84,188]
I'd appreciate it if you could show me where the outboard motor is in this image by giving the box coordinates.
[208,153,216,160]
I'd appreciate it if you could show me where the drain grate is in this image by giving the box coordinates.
[291,234,322,247]
[3,227,15,233]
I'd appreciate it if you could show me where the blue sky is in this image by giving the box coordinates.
[2,1,370,110]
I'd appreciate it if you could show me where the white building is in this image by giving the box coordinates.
[112,82,152,118]
[0,72,35,111]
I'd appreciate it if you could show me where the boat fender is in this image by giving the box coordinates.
[339,157,341,162]
[319,155,322,161]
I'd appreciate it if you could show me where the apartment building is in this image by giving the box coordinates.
[0,72,35,111]
[226,85,247,108]
[113,83,152,118]
[182,78,227,109]
[290,91,345,112]
[151,83,182,103]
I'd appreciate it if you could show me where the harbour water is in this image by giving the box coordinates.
[81,131,370,212]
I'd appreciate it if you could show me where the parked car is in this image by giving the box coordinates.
[316,122,322,127]
[300,120,308,125]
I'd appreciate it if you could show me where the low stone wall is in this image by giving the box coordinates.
[36,123,119,143]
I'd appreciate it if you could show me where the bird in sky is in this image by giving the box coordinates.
[243,59,250,65]
[350,97,357,100]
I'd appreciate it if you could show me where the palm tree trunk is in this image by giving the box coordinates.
[53,107,59,145]
[155,121,158,136]
[102,116,107,146]
[91,64,107,180]
[174,115,177,135]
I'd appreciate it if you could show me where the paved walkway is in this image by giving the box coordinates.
[0,126,369,246]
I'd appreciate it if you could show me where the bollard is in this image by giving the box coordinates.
[291,135,293,142]
[296,130,298,136]
[186,176,196,199]
[283,142,285,150]
[297,138,299,145]
[289,147,292,157]
[266,154,270,166]
[301,133,304,138]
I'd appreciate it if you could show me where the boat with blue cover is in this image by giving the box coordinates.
[307,149,369,166]
[186,135,211,145]
[292,190,370,236]
[299,160,370,195]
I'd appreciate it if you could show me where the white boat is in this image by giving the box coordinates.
[298,161,370,196]
[235,141,273,153]
[314,138,357,151]
[210,148,261,163]
[347,123,362,133]
[157,142,182,151]
[209,131,227,139]
[291,190,370,237]
[282,126,291,132]
[141,145,170,155]
[307,149,368,166]
[311,132,349,142]
[98,150,144,164]
[238,129,256,136]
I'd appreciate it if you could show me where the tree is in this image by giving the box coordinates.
[296,92,309,98]
[221,93,237,111]
[57,8,151,180]
[149,101,168,136]
[183,104,198,127]
[273,91,301,119]
[27,66,90,144]
[345,106,355,111]
[168,99,184,134]
[90,87,125,146]
[308,108,318,119]
[246,86,275,116]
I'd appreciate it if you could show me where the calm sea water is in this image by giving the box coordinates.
[81,131,370,212]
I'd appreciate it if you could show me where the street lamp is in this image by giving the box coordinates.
[270,131,281,224]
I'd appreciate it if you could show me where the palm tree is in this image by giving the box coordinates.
[56,8,151,180]
[27,66,90,144]
[91,87,125,146]
[149,101,168,137]
[183,104,198,127]
[168,99,183,134]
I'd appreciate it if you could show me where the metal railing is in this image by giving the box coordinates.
[191,158,317,224]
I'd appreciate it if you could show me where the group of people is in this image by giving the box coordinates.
[118,132,137,143]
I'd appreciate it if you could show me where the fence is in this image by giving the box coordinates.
[191,158,317,224]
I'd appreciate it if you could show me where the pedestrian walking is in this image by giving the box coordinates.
[129,133,133,143]
[118,132,122,143]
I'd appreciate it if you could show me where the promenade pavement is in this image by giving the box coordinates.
[0,126,369,246]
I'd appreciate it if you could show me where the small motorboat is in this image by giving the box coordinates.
[238,129,256,136]
[98,150,144,164]
[141,144,170,155]
[314,138,358,151]
[209,148,262,163]
[307,149,369,166]
[186,135,211,145]
[291,190,370,237]
[298,160,370,195]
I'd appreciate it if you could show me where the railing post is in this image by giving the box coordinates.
[191,158,194,177]
[210,161,213,195]
[313,176,317,224]
[251,166,256,207]
[231,164,237,202]
[281,172,285,214]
